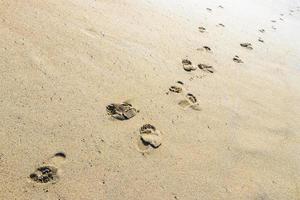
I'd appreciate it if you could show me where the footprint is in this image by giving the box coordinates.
[271,20,277,23]
[136,124,162,153]
[29,152,66,184]
[259,29,265,33]
[169,86,183,93]
[197,46,212,52]
[106,102,137,120]
[206,8,212,12]
[218,5,224,9]
[240,43,253,50]
[279,18,284,21]
[233,55,243,63]
[182,59,197,72]
[217,23,225,27]
[198,64,215,73]
[258,38,264,43]
[198,26,206,33]
[167,81,185,94]
[203,46,212,51]
[178,93,201,111]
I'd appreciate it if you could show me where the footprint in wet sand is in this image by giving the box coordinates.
[182,59,197,72]
[136,124,162,153]
[198,64,215,73]
[240,43,253,50]
[178,93,201,111]
[29,152,66,184]
[198,26,206,33]
[106,102,137,120]
[233,55,243,63]
[259,29,265,33]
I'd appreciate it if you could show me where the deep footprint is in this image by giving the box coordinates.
[198,64,215,73]
[182,59,197,72]
[106,102,137,120]
[137,124,162,152]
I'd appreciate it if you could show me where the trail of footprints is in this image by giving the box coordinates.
[27,4,300,188]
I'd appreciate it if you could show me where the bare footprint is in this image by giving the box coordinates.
[136,124,162,153]
[259,29,265,33]
[240,43,253,50]
[198,26,206,33]
[29,152,66,184]
[106,102,137,120]
[178,93,201,111]
[233,55,243,63]
[197,46,212,52]
[258,38,264,43]
[167,81,186,95]
[198,64,215,73]
[182,59,197,72]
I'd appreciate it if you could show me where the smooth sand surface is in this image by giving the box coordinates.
[0,0,300,199]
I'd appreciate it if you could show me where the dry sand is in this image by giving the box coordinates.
[1,0,300,199]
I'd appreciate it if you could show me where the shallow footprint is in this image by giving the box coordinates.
[259,29,265,33]
[198,64,215,73]
[29,152,66,184]
[136,124,162,153]
[240,43,253,50]
[178,93,201,111]
[182,59,197,72]
[106,102,137,120]
[233,55,243,63]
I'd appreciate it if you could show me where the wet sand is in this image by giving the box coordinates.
[0,0,300,199]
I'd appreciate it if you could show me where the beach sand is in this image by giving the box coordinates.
[0,0,300,199]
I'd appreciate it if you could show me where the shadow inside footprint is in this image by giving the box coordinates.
[30,166,58,184]
[106,102,137,120]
